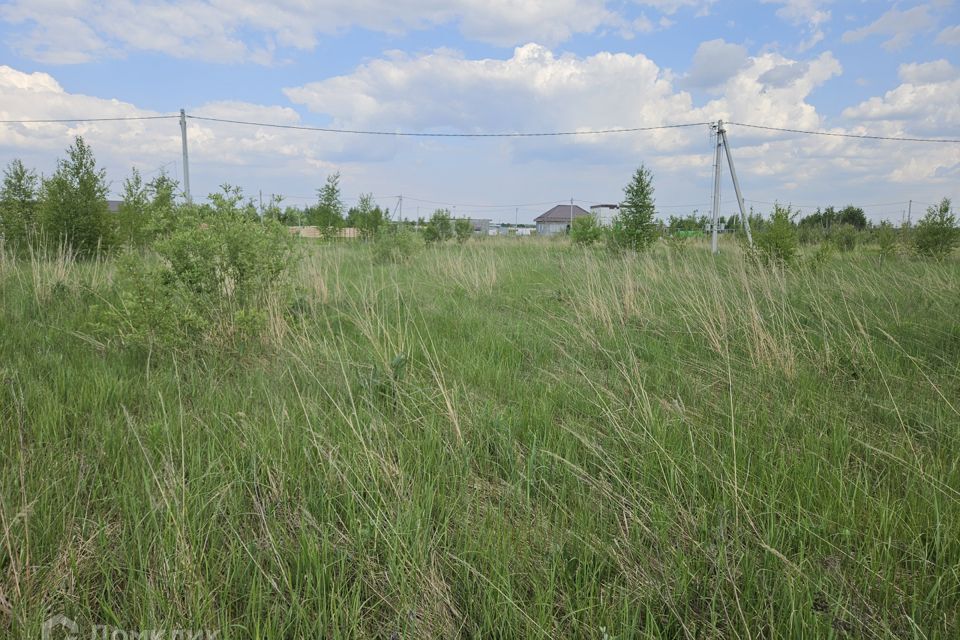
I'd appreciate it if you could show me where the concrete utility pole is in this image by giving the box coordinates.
[907,199,912,226]
[711,121,723,254]
[570,197,574,234]
[718,122,753,247]
[179,109,192,204]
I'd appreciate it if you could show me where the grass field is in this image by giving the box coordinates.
[1,238,959,638]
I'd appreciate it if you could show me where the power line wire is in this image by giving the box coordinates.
[3,113,956,144]
[727,122,960,144]
[186,115,712,137]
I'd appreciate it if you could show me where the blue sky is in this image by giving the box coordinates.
[1,1,958,223]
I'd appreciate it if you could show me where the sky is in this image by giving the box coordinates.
[0,0,958,224]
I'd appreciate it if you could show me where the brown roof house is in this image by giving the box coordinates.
[534,204,592,236]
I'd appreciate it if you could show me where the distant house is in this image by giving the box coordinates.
[469,219,491,235]
[590,204,620,227]
[107,200,122,213]
[534,204,591,236]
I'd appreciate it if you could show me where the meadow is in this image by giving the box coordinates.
[1,237,959,638]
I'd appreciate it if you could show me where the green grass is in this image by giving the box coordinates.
[2,238,959,638]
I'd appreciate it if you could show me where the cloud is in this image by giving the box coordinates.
[842,5,937,51]
[761,0,832,51]
[898,59,958,84]
[682,39,749,90]
[843,63,960,131]
[0,0,617,63]
[0,65,350,195]
[284,44,698,152]
[937,24,960,45]
[758,61,811,87]
[634,0,717,15]
[0,41,956,219]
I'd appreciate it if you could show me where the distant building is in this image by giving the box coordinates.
[107,200,122,213]
[534,204,591,236]
[469,219,491,235]
[590,204,620,226]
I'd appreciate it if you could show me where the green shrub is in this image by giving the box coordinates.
[373,225,420,264]
[0,159,40,254]
[571,215,602,246]
[913,198,958,260]
[831,223,858,252]
[108,209,296,355]
[753,203,798,266]
[454,218,473,244]
[40,136,112,258]
[423,208,453,243]
[876,221,897,262]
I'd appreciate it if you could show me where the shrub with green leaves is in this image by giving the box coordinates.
[753,203,798,266]
[40,136,112,258]
[109,206,296,355]
[423,208,453,243]
[373,225,421,264]
[571,214,602,246]
[454,218,473,244]
[913,198,958,260]
[830,223,858,252]
[0,159,40,254]
[876,221,897,262]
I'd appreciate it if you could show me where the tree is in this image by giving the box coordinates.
[454,218,473,243]
[754,203,798,265]
[115,168,149,247]
[839,205,867,230]
[876,220,897,263]
[40,136,111,257]
[0,159,40,252]
[616,164,657,251]
[913,198,958,260]
[423,208,453,243]
[571,214,601,245]
[308,172,345,236]
[346,193,387,239]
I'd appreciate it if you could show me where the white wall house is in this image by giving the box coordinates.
[590,204,620,226]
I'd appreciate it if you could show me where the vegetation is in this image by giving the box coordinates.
[913,197,959,259]
[423,208,454,243]
[615,164,657,251]
[346,193,388,239]
[754,203,798,265]
[1,138,959,638]
[454,218,473,244]
[571,214,602,245]
[0,159,40,253]
[307,172,346,237]
[39,136,112,258]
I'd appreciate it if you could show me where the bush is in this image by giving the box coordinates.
[454,218,473,244]
[913,198,958,260]
[571,215,602,246]
[0,159,40,254]
[423,209,453,243]
[831,223,858,252]
[40,136,112,258]
[114,169,178,249]
[108,207,296,355]
[373,225,420,264]
[876,221,897,262]
[753,203,798,266]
